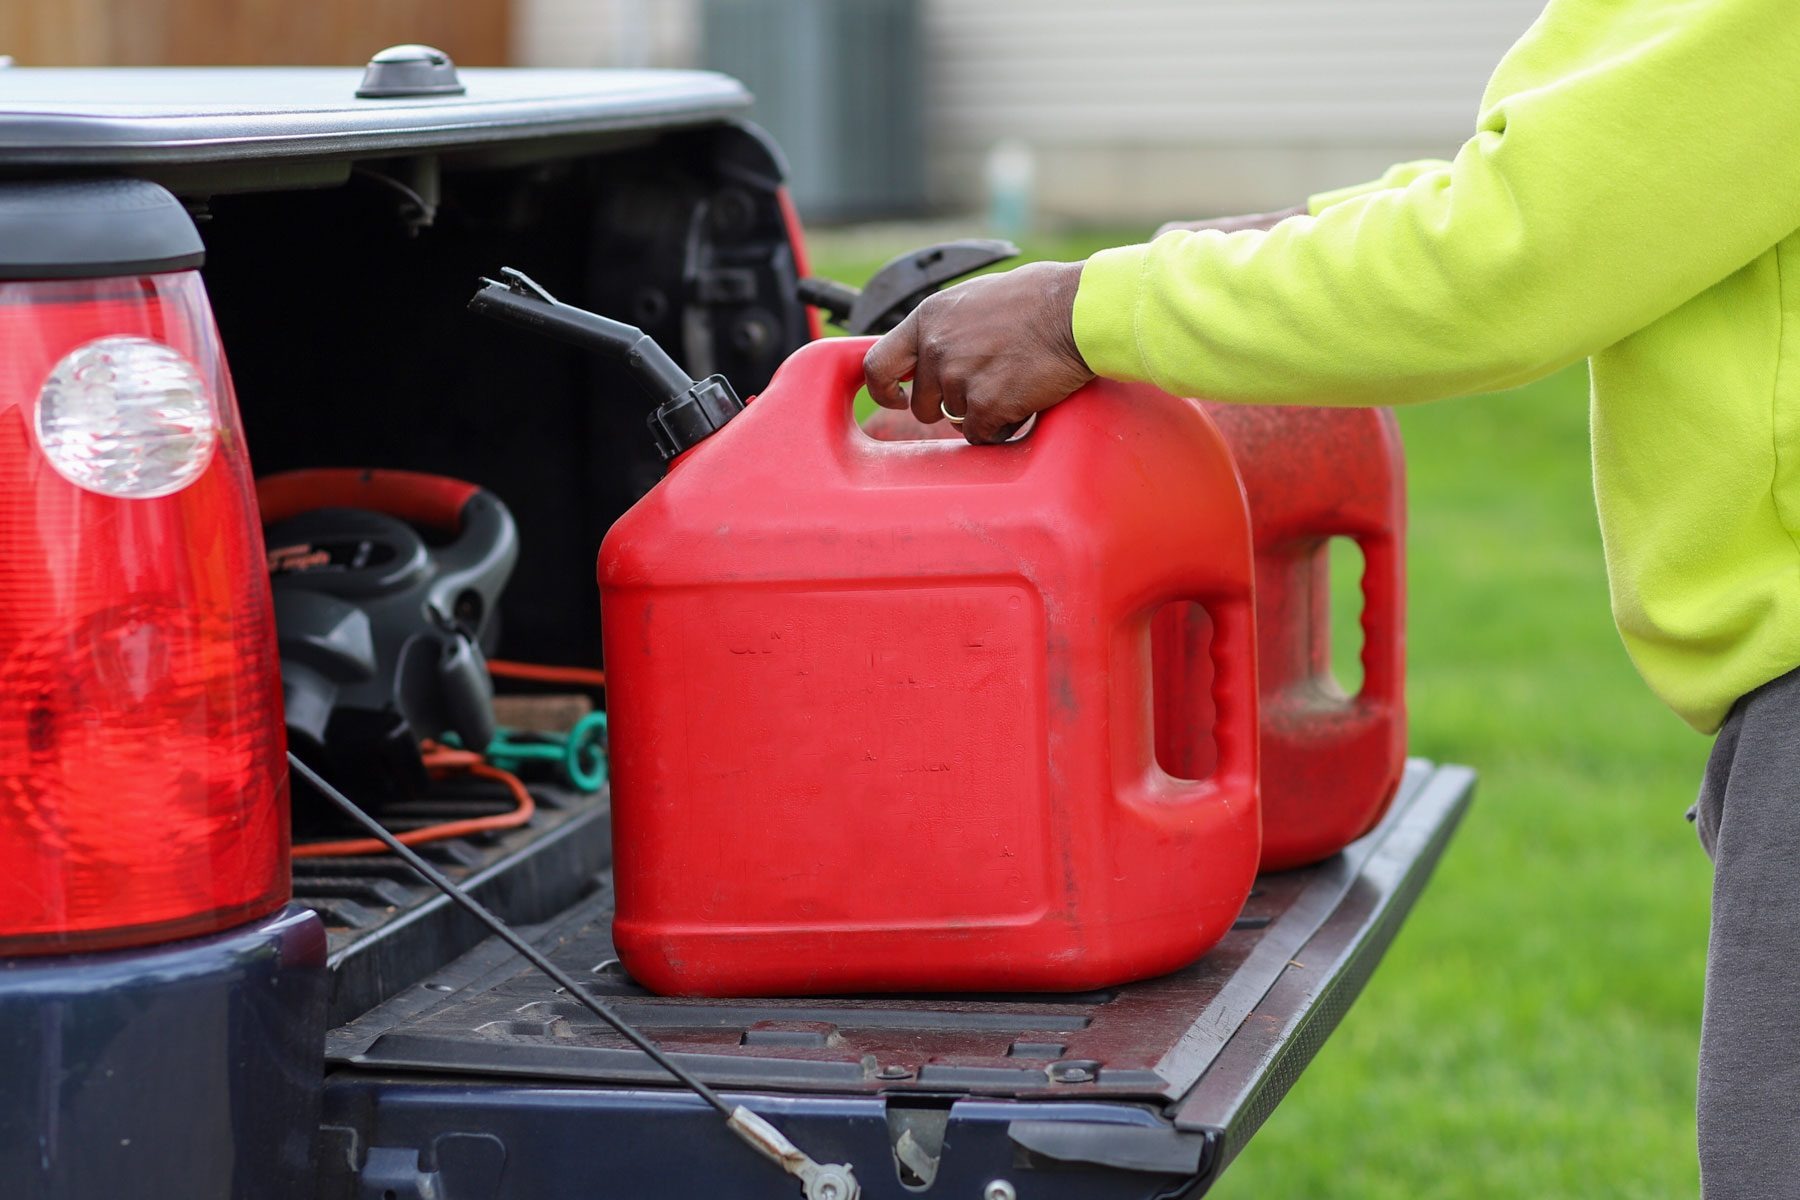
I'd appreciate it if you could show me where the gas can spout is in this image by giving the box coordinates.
[469,267,742,460]
[470,267,691,399]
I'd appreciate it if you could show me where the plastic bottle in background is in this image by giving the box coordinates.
[984,137,1036,242]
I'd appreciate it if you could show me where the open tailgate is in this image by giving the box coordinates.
[317,760,1472,1198]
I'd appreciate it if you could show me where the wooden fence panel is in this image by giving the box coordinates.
[0,0,511,67]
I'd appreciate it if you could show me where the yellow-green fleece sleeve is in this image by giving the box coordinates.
[1306,160,1452,217]
[1073,0,1800,406]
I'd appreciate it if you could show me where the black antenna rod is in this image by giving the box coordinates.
[287,752,861,1200]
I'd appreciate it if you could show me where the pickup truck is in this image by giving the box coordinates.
[0,50,1475,1200]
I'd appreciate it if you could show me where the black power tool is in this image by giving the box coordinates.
[259,468,518,800]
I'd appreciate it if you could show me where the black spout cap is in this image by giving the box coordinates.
[648,375,743,461]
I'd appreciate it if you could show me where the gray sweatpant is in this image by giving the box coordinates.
[1692,666,1800,1198]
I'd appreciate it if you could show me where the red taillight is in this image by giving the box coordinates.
[778,187,824,342]
[0,270,288,955]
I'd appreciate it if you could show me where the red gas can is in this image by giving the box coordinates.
[600,337,1262,996]
[1153,405,1406,871]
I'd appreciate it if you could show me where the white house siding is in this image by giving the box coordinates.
[514,0,1550,221]
[922,0,1549,221]
[512,0,698,69]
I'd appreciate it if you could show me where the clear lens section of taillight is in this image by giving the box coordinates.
[0,272,288,956]
[36,335,217,498]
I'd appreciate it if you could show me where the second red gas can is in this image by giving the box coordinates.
[601,337,1262,996]
[1153,405,1406,871]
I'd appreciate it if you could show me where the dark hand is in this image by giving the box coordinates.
[1153,204,1307,239]
[863,261,1094,444]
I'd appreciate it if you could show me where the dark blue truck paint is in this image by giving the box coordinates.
[317,1085,1193,1200]
[0,905,328,1200]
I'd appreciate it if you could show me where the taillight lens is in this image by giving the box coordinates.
[36,334,217,498]
[0,271,288,956]
[778,187,823,342]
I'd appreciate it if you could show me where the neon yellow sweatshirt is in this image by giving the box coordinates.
[1072,0,1800,734]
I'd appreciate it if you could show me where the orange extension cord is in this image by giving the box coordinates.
[290,743,537,860]
[290,658,603,859]
[485,659,606,689]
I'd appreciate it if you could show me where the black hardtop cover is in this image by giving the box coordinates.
[0,177,203,279]
[0,66,752,171]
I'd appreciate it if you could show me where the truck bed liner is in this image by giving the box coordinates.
[326,761,1473,1112]
[295,780,612,1027]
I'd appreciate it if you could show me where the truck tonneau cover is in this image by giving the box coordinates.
[0,67,750,171]
[327,761,1472,1136]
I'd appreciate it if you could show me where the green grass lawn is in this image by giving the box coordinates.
[812,229,1714,1198]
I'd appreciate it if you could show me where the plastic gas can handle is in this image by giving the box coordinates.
[812,335,1047,452]
[1353,527,1404,708]
[1182,595,1257,798]
[793,335,1022,444]
[1141,409,1260,805]
[809,336,884,441]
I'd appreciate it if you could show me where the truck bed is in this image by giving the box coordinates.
[311,761,1472,1198]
